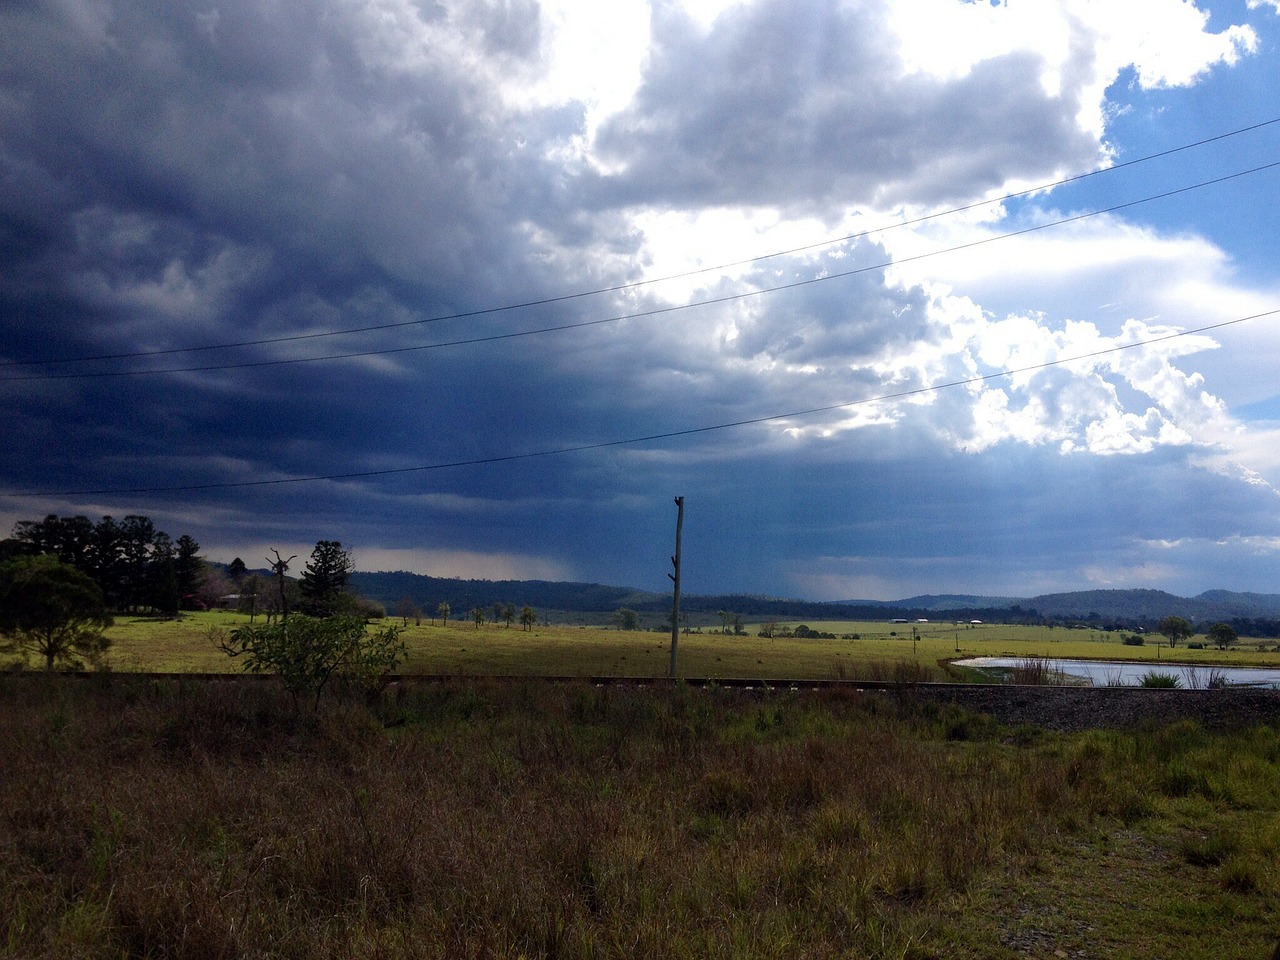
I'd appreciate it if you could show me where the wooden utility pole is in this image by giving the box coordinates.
[668,496,684,679]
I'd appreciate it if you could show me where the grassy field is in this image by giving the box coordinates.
[2,675,1277,959]
[96,610,1280,678]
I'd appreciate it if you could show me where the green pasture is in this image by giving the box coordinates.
[104,610,244,672]
[96,611,1280,678]
[750,619,1280,660]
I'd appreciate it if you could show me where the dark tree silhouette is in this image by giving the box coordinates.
[267,549,298,621]
[0,555,112,670]
[174,534,203,607]
[299,541,354,617]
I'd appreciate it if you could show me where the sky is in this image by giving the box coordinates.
[3,0,1280,602]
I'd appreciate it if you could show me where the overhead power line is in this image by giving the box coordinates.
[3,115,1279,372]
[6,157,1279,383]
[16,307,1277,498]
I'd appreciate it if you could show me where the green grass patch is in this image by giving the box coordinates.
[59,611,1280,679]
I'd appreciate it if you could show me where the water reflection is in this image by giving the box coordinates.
[954,657,1280,689]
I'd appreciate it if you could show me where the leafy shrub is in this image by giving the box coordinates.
[1122,634,1144,646]
[219,615,405,710]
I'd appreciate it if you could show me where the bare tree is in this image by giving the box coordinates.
[267,549,297,621]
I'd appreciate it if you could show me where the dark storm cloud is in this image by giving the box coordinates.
[0,0,600,360]
[0,0,639,503]
[590,0,1103,212]
[0,0,1099,514]
[3,0,1273,601]
[672,442,1280,599]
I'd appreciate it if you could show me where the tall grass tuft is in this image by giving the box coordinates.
[1183,666,1228,690]
[1009,657,1058,685]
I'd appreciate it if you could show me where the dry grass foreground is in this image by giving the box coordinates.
[2,675,1278,959]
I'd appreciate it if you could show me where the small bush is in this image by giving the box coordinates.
[219,615,405,710]
[1122,634,1144,646]
[1139,671,1181,688]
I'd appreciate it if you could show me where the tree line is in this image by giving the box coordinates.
[390,599,539,631]
[0,512,219,670]
[0,517,542,679]
[1,513,205,615]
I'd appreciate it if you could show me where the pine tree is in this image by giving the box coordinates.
[298,540,354,617]
[174,535,203,608]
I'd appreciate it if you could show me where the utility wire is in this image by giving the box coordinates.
[19,307,1276,498]
[6,157,1279,382]
[4,115,1280,371]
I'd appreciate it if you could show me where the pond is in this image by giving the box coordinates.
[953,657,1280,689]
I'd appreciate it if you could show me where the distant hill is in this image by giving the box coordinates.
[349,572,662,617]
[1020,589,1280,624]
[348,571,1280,629]
[1022,589,1199,620]
[1193,590,1280,618]
[854,594,1023,611]
[350,573,993,623]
